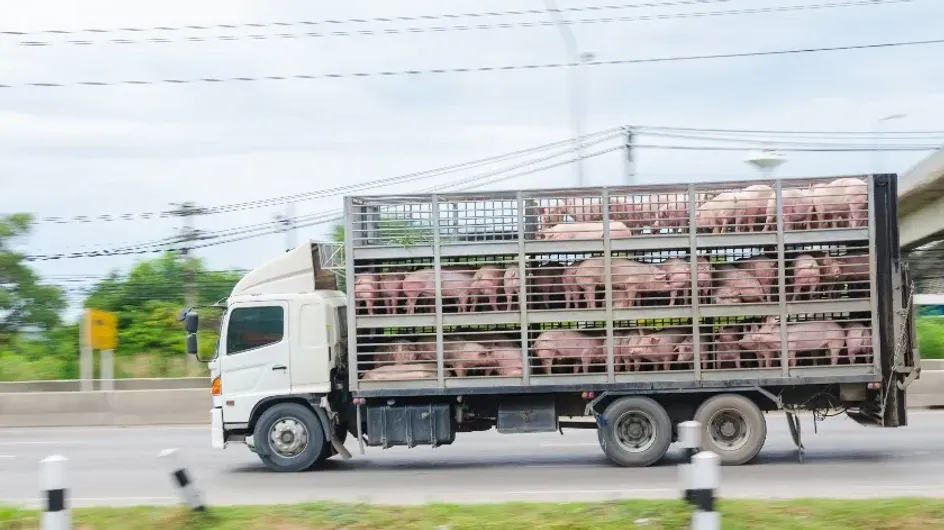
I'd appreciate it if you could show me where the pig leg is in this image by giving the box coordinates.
[488,290,500,312]
[452,364,467,378]
[583,286,597,309]
[669,289,677,306]
[365,298,375,315]
[405,293,418,314]
[828,340,844,366]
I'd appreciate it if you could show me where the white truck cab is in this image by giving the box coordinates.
[192,244,348,467]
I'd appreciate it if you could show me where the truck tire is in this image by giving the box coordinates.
[253,402,326,472]
[598,397,672,467]
[693,394,767,466]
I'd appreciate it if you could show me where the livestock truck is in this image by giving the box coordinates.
[181,174,919,472]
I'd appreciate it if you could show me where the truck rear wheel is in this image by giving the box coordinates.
[693,394,767,466]
[254,402,326,472]
[598,397,672,467]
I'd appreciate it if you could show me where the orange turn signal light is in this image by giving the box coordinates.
[211,376,222,396]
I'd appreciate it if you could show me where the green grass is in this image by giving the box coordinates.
[3,499,944,530]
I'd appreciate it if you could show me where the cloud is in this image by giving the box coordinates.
[2,0,943,319]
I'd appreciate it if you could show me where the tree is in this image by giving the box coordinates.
[0,214,66,343]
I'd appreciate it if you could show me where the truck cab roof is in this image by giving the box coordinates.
[230,242,341,300]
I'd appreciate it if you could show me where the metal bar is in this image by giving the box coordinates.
[866,175,882,373]
[775,179,790,377]
[431,195,445,388]
[602,188,615,383]
[517,191,531,387]
[688,183,702,379]
[344,198,360,392]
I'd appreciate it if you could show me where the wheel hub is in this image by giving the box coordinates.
[613,411,656,453]
[269,418,309,459]
[708,409,750,451]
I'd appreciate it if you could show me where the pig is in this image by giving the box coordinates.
[530,261,565,310]
[713,265,765,305]
[675,335,709,370]
[443,341,494,378]
[735,255,777,302]
[790,254,821,301]
[354,273,379,315]
[763,187,814,231]
[362,363,436,381]
[695,192,738,233]
[536,205,567,231]
[503,264,521,311]
[471,266,506,312]
[844,322,872,364]
[741,317,846,367]
[564,196,604,223]
[615,332,646,372]
[660,257,692,306]
[377,271,403,314]
[533,330,604,374]
[653,193,690,232]
[539,221,633,240]
[695,256,713,304]
[734,184,775,232]
[714,327,743,369]
[627,327,690,371]
[402,268,476,314]
[811,177,867,229]
[612,260,670,308]
[562,262,582,309]
[490,346,524,376]
[819,255,843,298]
[378,339,430,365]
[837,253,870,296]
[621,195,658,234]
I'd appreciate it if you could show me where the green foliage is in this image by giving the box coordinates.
[916,316,944,359]
[0,213,67,341]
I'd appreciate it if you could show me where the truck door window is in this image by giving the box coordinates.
[226,306,285,355]
[335,306,347,340]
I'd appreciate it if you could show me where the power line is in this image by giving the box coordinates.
[636,125,944,137]
[0,0,733,37]
[29,127,623,226]
[5,37,940,89]
[639,130,944,148]
[632,143,940,151]
[22,141,623,261]
[12,0,908,47]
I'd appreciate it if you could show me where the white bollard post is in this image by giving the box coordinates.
[677,421,701,504]
[40,455,70,530]
[690,451,721,530]
[159,448,206,512]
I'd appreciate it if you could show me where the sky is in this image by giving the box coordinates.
[2,0,943,318]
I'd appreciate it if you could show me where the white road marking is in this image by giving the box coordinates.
[539,442,598,448]
[0,454,16,459]
[503,488,674,495]
[0,440,89,446]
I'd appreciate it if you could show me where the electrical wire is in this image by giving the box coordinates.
[12,0,908,47]
[635,124,944,138]
[0,0,733,37]
[639,130,944,149]
[22,140,623,261]
[4,37,942,89]
[30,127,623,226]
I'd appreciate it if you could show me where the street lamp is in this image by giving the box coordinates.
[544,0,590,187]
[745,148,788,179]
[873,113,906,175]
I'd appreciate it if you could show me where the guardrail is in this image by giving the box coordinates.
[0,364,941,428]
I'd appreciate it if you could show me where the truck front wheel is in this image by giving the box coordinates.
[254,402,326,472]
[693,394,767,466]
[598,397,672,467]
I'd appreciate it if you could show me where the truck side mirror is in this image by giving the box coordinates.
[184,311,199,334]
[186,334,199,356]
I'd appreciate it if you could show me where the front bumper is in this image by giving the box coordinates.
[211,408,225,449]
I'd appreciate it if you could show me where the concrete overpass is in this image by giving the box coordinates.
[899,146,944,250]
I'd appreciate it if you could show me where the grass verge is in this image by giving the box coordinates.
[2,499,944,530]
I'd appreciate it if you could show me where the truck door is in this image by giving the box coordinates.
[219,302,290,424]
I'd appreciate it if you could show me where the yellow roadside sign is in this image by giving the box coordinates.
[86,308,118,350]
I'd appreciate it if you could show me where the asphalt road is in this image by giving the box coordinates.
[3,411,944,508]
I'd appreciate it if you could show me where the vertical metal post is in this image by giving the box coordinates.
[79,310,93,392]
[688,184,702,379]
[517,192,531,385]
[100,349,114,391]
[343,199,359,392]
[602,188,615,382]
[775,179,790,376]
[431,195,446,388]
[866,175,882,373]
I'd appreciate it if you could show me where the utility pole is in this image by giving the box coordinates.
[274,202,296,252]
[624,126,636,185]
[169,201,204,370]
